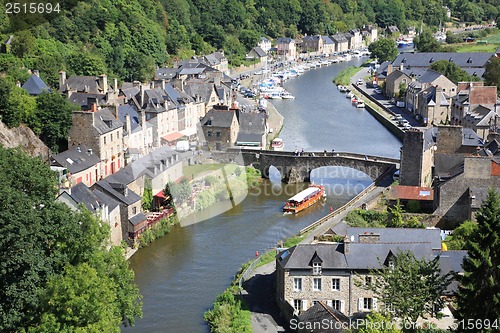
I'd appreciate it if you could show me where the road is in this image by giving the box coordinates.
[350,68,422,128]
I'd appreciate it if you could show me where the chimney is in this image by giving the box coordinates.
[76,146,81,153]
[151,81,155,89]
[358,233,380,244]
[161,79,166,90]
[343,236,350,254]
[99,74,108,93]
[33,70,40,77]
[88,148,93,155]
[140,84,145,107]
[59,70,66,91]
[114,78,118,92]
[112,105,119,120]
[399,63,404,71]
[91,103,98,113]
[125,113,131,133]
[387,64,393,75]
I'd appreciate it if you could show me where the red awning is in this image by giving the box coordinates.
[155,190,166,199]
[162,132,184,142]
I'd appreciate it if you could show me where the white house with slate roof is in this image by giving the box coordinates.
[258,37,272,53]
[276,224,465,321]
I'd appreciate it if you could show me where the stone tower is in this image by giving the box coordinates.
[400,129,434,187]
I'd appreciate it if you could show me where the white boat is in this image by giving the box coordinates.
[271,138,284,151]
[267,91,282,99]
[338,85,347,92]
[346,92,354,98]
[281,92,295,99]
[356,100,365,108]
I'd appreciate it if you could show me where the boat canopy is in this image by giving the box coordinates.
[287,187,320,202]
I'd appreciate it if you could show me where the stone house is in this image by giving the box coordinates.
[277,37,297,61]
[417,86,453,126]
[385,69,411,98]
[362,25,378,44]
[59,71,122,106]
[276,225,457,322]
[405,69,457,115]
[247,46,268,65]
[321,36,335,55]
[386,26,400,37]
[56,182,123,246]
[451,82,499,139]
[258,37,272,53]
[201,51,229,75]
[200,106,239,151]
[330,34,348,53]
[50,144,101,188]
[302,35,323,53]
[235,112,267,148]
[348,29,363,49]
[68,105,124,178]
[184,80,220,118]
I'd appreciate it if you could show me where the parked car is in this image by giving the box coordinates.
[356,79,364,86]
[374,88,383,94]
[244,91,256,98]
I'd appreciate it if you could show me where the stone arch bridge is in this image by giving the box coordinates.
[215,149,400,183]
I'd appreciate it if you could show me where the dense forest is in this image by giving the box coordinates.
[1,0,499,86]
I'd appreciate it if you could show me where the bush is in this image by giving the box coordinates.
[138,215,178,248]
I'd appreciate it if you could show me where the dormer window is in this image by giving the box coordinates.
[313,262,322,275]
[388,260,395,269]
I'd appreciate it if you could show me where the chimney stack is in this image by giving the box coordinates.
[59,70,66,91]
[99,74,108,94]
[161,79,166,90]
[114,78,118,93]
[91,103,98,113]
[33,70,40,77]
[140,84,145,107]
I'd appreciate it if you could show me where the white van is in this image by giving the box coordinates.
[176,140,190,152]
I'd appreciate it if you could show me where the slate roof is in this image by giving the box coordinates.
[303,35,320,42]
[260,37,270,43]
[68,92,107,107]
[51,144,100,174]
[277,243,348,270]
[184,81,213,103]
[118,105,141,134]
[418,69,444,83]
[392,52,493,69]
[321,36,335,44]
[277,37,295,44]
[297,302,349,331]
[238,112,266,134]
[346,227,442,249]
[201,109,235,128]
[68,182,119,212]
[330,34,348,43]
[93,178,141,206]
[92,108,123,135]
[129,212,147,226]
[461,127,483,146]
[249,46,267,58]
[22,74,51,95]
[64,76,102,93]
[236,133,263,144]
[155,68,178,80]
[436,250,468,295]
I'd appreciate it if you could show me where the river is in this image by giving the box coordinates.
[124,57,401,333]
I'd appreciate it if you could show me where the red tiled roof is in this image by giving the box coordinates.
[162,132,184,142]
[387,185,434,201]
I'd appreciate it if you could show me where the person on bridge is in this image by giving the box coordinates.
[324,149,327,156]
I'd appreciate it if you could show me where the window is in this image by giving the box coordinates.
[333,300,341,311]
[364,298,373,310]
[388,260,395,269]
[104,136,107,144]
[132,207,137,215]
[207,131,212,137]
[293,278,302,291]
[110,133,113,142]
[313,262,322,275]
[365,276,372,286]
[313,278,322,291]
[332,278,340,291]
[216,131,221,138]
[359,297,377,311]
[293,299,302,311]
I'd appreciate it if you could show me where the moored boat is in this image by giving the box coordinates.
[281,91,295,99]
[283,184,326,214]
[356,100,365,108]
[271,138,284,151]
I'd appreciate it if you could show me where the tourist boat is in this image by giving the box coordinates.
[281,91,295,99]
[283,184,326,214]
[271,138,284,151]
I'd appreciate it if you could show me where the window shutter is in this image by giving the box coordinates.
[358,298,363,311]
[373,298,378,310]
[302,300,308,311]
[340,300,345,313]
[326,300,333,307]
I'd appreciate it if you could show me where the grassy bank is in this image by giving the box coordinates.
[257,233,307,267]
[138,215,179,248]
[333,66,360,86]
[204,262,253,333]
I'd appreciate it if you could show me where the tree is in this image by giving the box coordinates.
[444,220,478,250]
[354,312,401,333]
[0,77,37,128]
[368,38,398,63]
[362,250,452,327]
[387,200,405,227]
[166,178,192,205]
[413,30,441,52]
[456,189,500,324]
[0,146,142,332]
[10,30,36,58]
[483,56,500,94]
[430,60,473,84]
[35,92,79,152]
[142,178,153,211]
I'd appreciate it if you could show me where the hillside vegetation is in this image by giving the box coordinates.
[1,0,499,86]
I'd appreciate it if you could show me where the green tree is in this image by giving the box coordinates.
[0,77,37,128]
[35,92,79,152]
[0,146,142,332]
[166,178,192,205]
[10,30,36,58]
[387,200,405,227]
[413,30,441,52]
[483,56,500,94]
[142,178,153,211]
[444,220,478,250]
[430,60,473,84]
[362,250,452,327]
[456,189,500,325]
[354,312,401,333]
[368,38,398,63]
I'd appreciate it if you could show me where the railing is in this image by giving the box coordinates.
[298,164,396,235]
[145,208,174,227]
[238,256,262,293]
